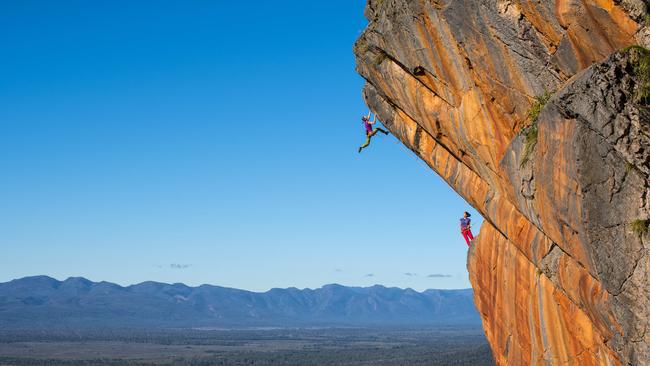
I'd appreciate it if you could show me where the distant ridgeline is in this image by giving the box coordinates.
[0,276,480,329]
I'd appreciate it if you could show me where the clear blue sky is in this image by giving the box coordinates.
[0,1,481,291]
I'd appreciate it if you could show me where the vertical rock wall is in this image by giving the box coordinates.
[354,1,649,364]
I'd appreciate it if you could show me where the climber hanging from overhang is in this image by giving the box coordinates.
[358,111,389,153]
[460,211,474,247]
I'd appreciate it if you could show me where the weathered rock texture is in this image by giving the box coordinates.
[354,1,649,365]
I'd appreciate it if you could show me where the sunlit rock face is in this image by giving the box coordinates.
[354,1,649,365]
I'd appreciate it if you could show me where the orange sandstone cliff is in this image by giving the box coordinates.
[354,1,649,365]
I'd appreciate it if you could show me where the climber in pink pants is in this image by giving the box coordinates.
[460,211,474,247]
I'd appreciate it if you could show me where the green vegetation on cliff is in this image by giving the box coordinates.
[630,219,650,237]
[520,92,551,168]
[625,46,650,104]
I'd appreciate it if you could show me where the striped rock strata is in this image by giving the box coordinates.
[354,0,649,365]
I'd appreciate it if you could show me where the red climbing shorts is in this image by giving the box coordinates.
[462,229,474,247]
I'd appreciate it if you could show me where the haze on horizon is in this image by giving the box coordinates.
[0,1,482,292]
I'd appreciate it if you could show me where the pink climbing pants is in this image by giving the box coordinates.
[462,229,474,247]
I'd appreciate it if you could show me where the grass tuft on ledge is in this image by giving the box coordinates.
[520,123,538,168]
[519,92,551,168]
[624,45,650,105]
[527,92,552,123]
[630,219,650,237]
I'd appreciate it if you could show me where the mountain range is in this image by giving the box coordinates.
[0,276,480,329]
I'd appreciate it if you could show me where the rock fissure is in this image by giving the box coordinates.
[380,49,457,107]
[361,74,481,178]
[612,245,646,296]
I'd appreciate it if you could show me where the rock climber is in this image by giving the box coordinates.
[460,211,474,247]
[358,111,389,153]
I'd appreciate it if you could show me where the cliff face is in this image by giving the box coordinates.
[354,1,649,365]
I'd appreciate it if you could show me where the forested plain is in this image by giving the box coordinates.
[0,327,494,366]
